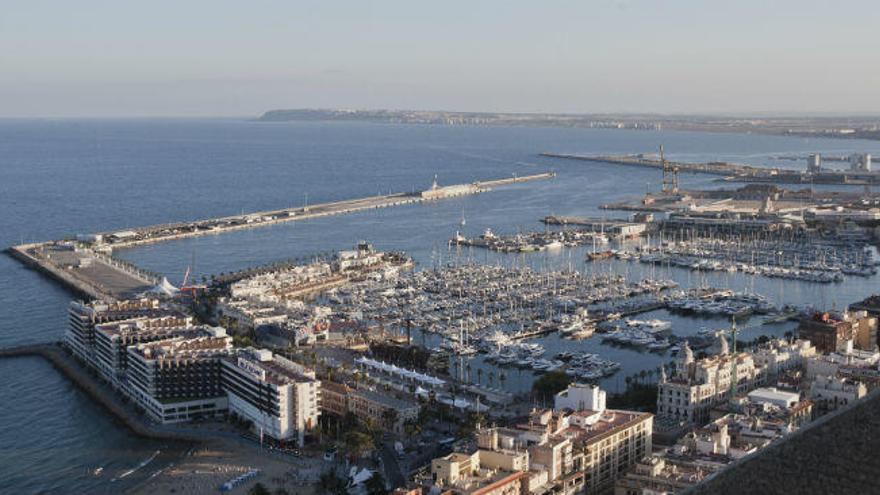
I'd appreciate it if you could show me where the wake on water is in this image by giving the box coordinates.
[111,450,160,482]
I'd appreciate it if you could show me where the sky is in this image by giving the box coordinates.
[1,0,879,117]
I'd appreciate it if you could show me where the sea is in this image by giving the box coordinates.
[2,118,880,493]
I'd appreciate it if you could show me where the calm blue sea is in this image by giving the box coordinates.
[2,118,880,493]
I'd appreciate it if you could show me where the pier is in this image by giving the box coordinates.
[5,172,554,301]
[542,152,880,186]
[541,152,763,176]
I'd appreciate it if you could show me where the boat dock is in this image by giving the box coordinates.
[6,172,554,301]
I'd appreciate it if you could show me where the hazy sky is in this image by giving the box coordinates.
[2,0,879,117]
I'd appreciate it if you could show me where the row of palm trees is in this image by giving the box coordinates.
[451,360,508,389]
[623,362,674,391]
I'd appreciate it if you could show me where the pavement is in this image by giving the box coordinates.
[379,441,407,489]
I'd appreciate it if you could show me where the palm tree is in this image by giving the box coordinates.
[624,376,632,391]
[382,408,399,432]
[638,370,648,384]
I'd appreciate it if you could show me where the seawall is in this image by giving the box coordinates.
[0,343,202,443]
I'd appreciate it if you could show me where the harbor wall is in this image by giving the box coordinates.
[0,343,203,443]
[4,245,108,301]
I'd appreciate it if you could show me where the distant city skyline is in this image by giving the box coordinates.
[2,0,879,117]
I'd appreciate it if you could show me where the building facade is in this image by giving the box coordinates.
[125,334,231,423]
[221,348,321,446]
[656,340,765,426]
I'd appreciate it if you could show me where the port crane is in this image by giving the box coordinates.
[660,145,679,194]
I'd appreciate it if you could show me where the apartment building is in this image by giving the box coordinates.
[319,380,353,417]
[347,388,420,434]
[809,375,867,412]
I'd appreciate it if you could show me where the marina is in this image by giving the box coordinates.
[5,172,554,303]
[6,118,880,494]
[618,236,878,284]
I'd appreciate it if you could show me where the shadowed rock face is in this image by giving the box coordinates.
[688,390,880,495]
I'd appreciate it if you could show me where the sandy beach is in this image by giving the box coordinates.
[129,438,322,495]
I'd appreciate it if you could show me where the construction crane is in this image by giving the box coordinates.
[660,145,679,194]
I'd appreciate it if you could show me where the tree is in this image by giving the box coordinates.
[531,371,572,403]
[344,430,374,459]
[382,408,400,432]
[365,471,387,495]
[318,471,348,495]
[404,418,421,436]
[249,483,271,495]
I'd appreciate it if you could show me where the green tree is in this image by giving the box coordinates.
[365,471,387,495]
[344,430,374,459]
[403,418,422,436]
[318,471,348,495]
[382,408,400,431]
[249,483,271,495]
[531,371,572,403]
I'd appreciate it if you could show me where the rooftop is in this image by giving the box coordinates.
[350,387,419,412]
[688,390,880,495]
[223,350,317,387]
[565,409,652,444]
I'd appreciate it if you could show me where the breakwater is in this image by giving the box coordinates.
[0,343,202,443]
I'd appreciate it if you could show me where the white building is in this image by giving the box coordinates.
[809,375,867,412]
[554,383,606,412]
[221,348,320,447]
[656,339,766,426]
[806,347,880,380]
[746,387,800,409]
[751,338,816,377]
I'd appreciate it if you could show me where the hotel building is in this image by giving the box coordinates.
[221,348,320,447]
[66,298,178,362]
[125,333,232,423]
[92,315,207,385]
